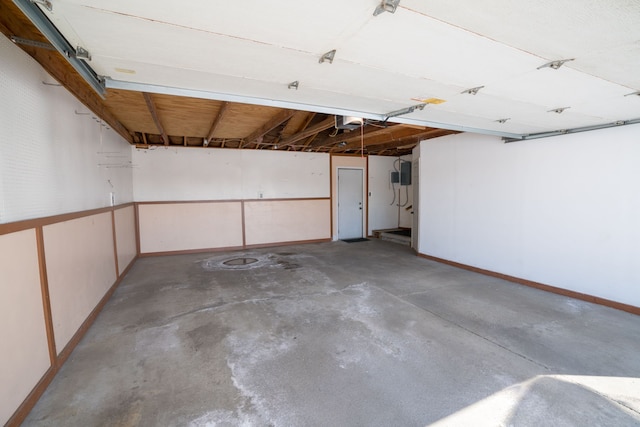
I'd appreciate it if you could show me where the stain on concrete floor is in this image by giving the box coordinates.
[23,240,640,426]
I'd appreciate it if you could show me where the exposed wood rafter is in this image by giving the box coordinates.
[342,128,457,153]
[142,92,169,145]
[206,101,229,145]
[279,116,335,149]
[242,109,295,148]
[309,123,396,149]
[336,126,431,151]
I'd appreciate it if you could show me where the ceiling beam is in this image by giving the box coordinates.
[206,101,229,144]
[0,1,134,144]
[333,125,429,151]
[287,112,317,151]
[300,133,319,150]
[340,129,458,154]
[142,92,169,145]
[242,109,295,148]
[279,116,335,149]
[281,111,315,138]
[310,123,407,149]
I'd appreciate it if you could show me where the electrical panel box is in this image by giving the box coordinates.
[400,161,412,185]
[391,162,412,185]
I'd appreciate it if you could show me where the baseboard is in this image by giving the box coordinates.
[4,367,56,427]
[6,254,137,427]
[418,253,640,316]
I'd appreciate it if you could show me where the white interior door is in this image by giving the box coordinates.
[338,168,364,239]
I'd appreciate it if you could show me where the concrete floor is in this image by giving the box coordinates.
[25,240,640,426]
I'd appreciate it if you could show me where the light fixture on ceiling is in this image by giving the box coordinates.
[203,138,209,147]
[537,59,574,70]
[319,50,336,64]
[373,0,400,16]
[548,107,570,114]
[288,80,299,90]
[496,118,510,124]
[461,86,484,95]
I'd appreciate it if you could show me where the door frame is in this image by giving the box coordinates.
[336,166,366,240]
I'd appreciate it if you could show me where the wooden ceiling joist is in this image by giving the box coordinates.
[142,92,169,145]
[281,111,315,138]
[242,109,295,148]
[279,116,335,149]
[206,101,229,145]
[342,128,457,154]
[310,123,399,149]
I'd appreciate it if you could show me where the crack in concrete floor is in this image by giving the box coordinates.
[23,241,640,427]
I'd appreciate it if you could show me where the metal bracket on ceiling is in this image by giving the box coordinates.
[288,80,299,90]
[29,0,51,11]
[624,91,640,97]
[13,0,105,97]
[495,118,510,124]
[461,86,484,95]
[10,35,55,50]
[373,0,400,16]
[72,46,92,61]
[548,107,570,114]
[537,59,574,70]
[383,103,426,122]
[319,50,336,64]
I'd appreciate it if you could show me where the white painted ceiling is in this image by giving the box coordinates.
[38,0,640,137]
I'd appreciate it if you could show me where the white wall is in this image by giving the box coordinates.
[0,35,136,426]
[133,147,329,201]
[368,155,413,234]
[418,126,640,307]
[0,37,133,224]
[368,156,399,234]
[398,154,414,228]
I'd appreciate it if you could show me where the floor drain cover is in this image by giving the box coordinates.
[223,257,258,266]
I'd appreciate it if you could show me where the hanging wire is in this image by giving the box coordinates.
[360,122,364,158]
